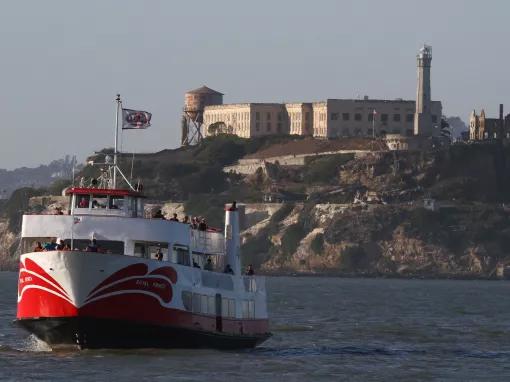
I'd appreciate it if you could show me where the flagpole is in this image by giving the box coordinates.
[372,109,376,139]
[113,94,121,189]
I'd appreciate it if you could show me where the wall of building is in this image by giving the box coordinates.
[203,99,442,140]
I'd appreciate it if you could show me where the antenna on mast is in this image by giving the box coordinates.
[113,94,121,188]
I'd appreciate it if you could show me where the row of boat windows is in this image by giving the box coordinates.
[24,239,220,270]
[181,292,256,319]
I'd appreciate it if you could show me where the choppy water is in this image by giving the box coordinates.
[1,272,510,381]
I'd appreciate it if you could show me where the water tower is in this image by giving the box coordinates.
[181,86,223,146]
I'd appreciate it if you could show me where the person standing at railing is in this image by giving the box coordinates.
[245,264,254,276]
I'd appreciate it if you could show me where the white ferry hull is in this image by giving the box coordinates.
[16,251,270,349]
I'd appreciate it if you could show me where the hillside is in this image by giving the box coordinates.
[1,137,510,277]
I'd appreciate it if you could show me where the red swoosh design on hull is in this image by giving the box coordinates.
[20,258,69,298]
[88,263,149,295]
[85,264,177,306]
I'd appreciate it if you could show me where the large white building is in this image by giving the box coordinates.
[201,46,442,139]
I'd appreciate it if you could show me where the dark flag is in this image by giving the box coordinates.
[122,108,152,129]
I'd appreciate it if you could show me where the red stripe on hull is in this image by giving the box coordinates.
[17,290,77,318]
[18,291,269,335]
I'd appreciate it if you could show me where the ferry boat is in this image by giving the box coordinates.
[15,96,270,349]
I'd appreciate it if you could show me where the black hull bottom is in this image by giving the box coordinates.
[16,318,270,350]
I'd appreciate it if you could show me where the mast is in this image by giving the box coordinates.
[113,94,121,189]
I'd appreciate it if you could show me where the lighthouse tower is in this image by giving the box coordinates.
[414,45,433,136]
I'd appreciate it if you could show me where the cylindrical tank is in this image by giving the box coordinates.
[184,85,223,122]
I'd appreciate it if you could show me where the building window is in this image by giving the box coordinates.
[367,128,373,136]
[406,114,414,122]
[256,122,260,131]
[255,112,260,120]
[277,122,282,132]
[393,114,401,122]
[342,128,350,136]
[266,112,271,120]
[342,113,350,121]
[432,115,438,123]
[331,113,339,121]
[305,112,310,121]
[355,113,362,121]
[368,113,374,122]
[381,114,388,122]
[267,122,271,131]
[277,112,282,121]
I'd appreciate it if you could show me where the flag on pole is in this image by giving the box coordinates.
[122,108,152,129]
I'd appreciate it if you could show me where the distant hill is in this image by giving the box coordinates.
[0,155,80,199]
[445,116,468,138]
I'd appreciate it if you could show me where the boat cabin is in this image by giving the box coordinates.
[66,187,144,218]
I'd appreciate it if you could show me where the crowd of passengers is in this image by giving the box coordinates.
[33,239,255,275]
[33,238,102,253]
[151,210,213,231]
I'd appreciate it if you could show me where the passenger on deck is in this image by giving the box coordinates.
[155,248,163,261]
[56,240,65,250]
[90,178,98,188]
[87,239,99,252]
[62,243,71,251]
[92,200,99,208]
[193,260,201,269]
[198,218,207,231]
[78,197,89,208]
[43,239,57,251]
[224,264,234,275]
[169,213,179,222]
[204,257,213,271]
[33,242,43,252]
[54,207,64,215]
[152,209,165,219]
[182,215,190,224]
[245,264,255,276]
[191,217,198,229]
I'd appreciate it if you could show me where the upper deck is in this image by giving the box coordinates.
[22,186,226,264]
[66,187,144,218]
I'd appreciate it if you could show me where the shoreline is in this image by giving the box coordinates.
[1,266,506,281]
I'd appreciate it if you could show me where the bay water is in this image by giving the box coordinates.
[1,272,509,381]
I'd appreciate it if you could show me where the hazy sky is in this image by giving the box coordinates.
[0,0,508,169]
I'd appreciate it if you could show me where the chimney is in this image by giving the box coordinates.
[500,104,504,139]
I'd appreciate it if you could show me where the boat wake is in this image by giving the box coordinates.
[17,334,52,352]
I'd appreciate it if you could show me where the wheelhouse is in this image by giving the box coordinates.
[66,187,144,217]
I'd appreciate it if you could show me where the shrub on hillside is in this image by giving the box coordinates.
[269,203,294,224]
[310,233,325,254]
[4,188,46,232]
[281,223,306,256]
[304,154,354,184]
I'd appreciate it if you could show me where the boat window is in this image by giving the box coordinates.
[66,239,124,254]
[173,245,190,266]
[200,295,208,314]
[91,195,108,209]
[221,298,236,318]
[134,242,148,258]
[208,295,215,314]
[75,195,90,209]
[192,293,201,313]
[109,196,125,210]
[182,291,192,311]
[148,242,168,261]
[242,300,255,319]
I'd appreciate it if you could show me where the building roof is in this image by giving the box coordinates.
[65,187,143,198]
[186,86,223,96]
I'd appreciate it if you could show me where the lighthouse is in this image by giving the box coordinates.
[414,45,434,136]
